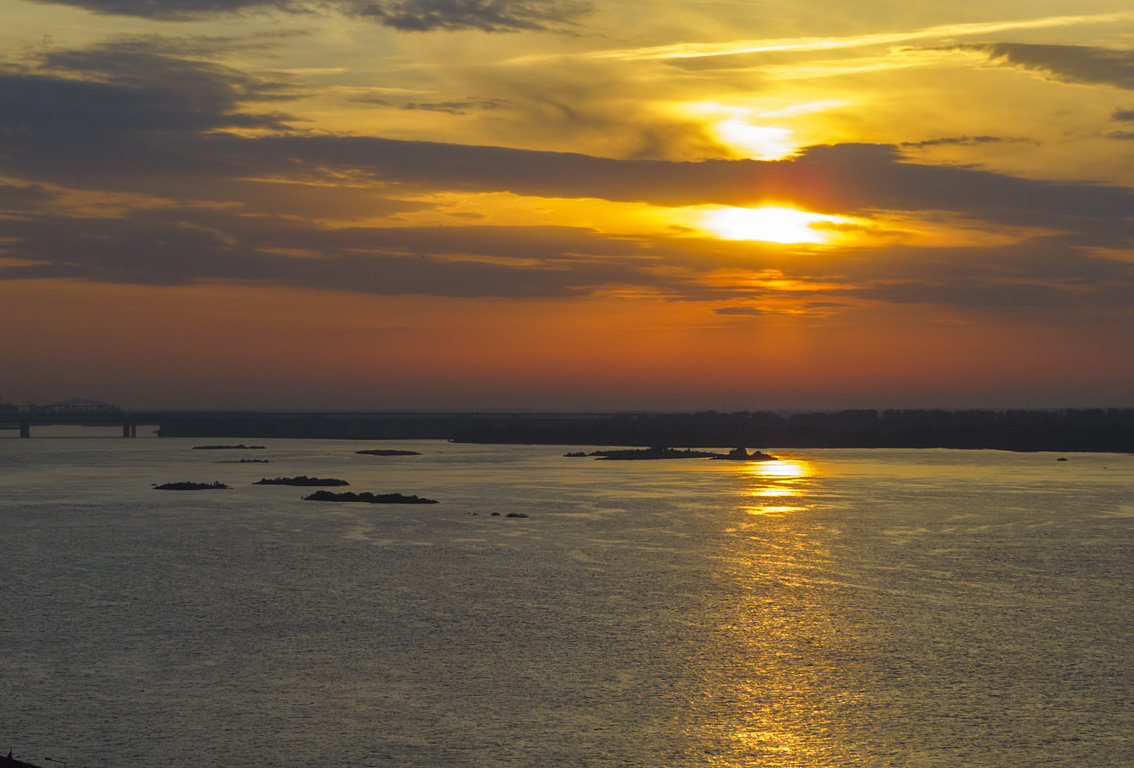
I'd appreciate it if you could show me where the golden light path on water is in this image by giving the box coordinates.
[743,458,815,515]
[699,454,855,766]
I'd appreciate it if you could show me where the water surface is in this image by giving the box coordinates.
[1,431,1130,767]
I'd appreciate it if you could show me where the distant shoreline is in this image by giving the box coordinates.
[150,409,1134,454]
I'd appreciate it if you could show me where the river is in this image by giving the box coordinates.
[1,428,1130,767]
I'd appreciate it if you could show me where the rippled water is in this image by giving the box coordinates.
[1,429,1131,767]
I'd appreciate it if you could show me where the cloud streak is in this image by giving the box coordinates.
[580,11,1134,62]
[22,0,591,31]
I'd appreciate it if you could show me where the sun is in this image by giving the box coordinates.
[703,206,843,244]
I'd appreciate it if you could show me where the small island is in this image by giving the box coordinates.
[355,449,422,456]
[590,447,719,460]
[254,476,350,487]
[215,459,271,463]
[710,447,778,461]
[155,481,230,490]
[567,446,777,461]
[303,490,439,504]
[193,444,266,450]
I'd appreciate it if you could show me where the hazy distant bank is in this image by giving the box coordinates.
[153,409,1134,453]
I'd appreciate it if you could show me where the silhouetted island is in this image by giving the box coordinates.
[154,481,229,490]
[569,446,777,461]
[580,447,720,460]
[711,447,777,461]
[254,476,350,486]
[355,449,422,456]
[192,444,265,450]
[303,490,439,504]
[2,753,46,768]
[215,458,271,463]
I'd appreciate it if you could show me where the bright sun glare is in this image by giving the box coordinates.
[679,101,801,160]
[743,459,813,515]
[703,206,843,244]
[714,120,795,160]
[748,459,812,480]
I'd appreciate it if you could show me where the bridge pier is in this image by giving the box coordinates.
[19,421,30,438]
[123,421,136,438]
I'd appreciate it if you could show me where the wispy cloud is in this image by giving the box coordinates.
[583,12,1134,62]
[900,135,1028,148]
[400,98,506,114]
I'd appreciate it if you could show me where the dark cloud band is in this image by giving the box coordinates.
[946,42,1134,91]
[21,0,590,31]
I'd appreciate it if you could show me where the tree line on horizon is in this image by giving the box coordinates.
[144,407,1134,452]
[450,408,1134,452]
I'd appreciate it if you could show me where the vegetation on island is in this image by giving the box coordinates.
[355,449,421,456]
[155,481,230,490]
[585,447,720,460]
[192,444,266,450]
[303,490,439,504]
[254,476,349,486]
[567,446,777,461]
[711,447,777,461]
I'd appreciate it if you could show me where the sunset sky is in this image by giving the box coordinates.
[1,0,1131,410]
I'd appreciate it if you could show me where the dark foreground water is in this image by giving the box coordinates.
[1,430,1130,767]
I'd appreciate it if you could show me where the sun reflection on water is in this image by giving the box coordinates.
[743,458,814,515]
[749,458,813,481]
[694,453,850,766]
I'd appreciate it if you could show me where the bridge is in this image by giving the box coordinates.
[3,399,137,437]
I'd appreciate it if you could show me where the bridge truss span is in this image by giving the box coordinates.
[13,399,135,437]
